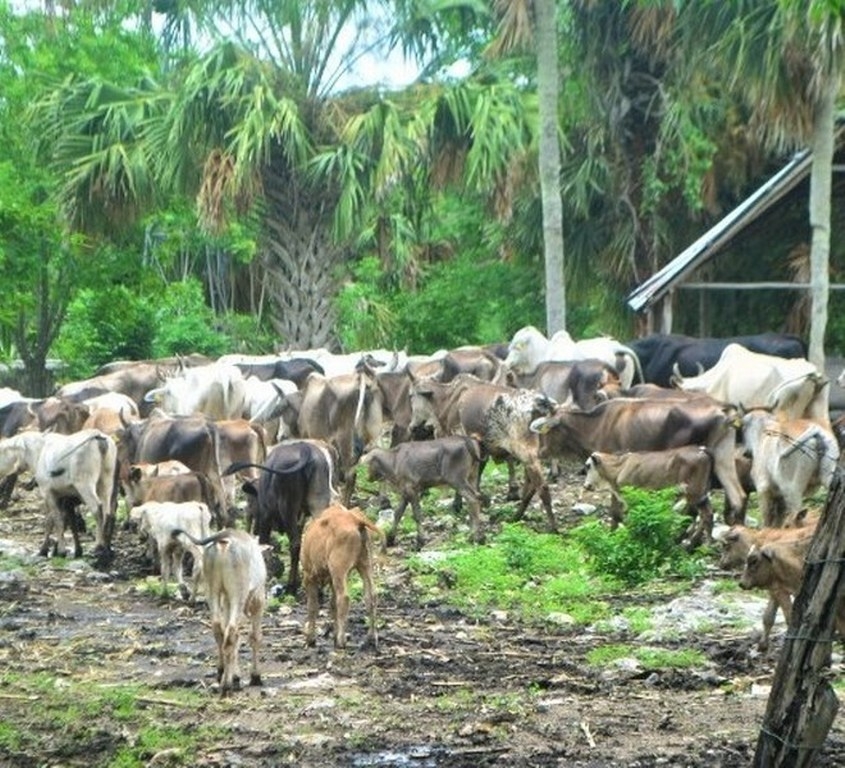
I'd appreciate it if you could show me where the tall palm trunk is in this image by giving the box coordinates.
[807,73,837,371]
[261,167,345,349]
[534,0,565,334]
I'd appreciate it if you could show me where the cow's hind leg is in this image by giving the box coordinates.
[246,595,263,686]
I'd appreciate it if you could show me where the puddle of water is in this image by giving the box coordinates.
[351,746,439,767]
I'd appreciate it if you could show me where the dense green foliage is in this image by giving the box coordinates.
[1,1,842,387]
[54,279,277,381]
[409,488,705,625]
[571,488,705,586]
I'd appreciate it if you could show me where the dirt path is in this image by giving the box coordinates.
[1,484,845,767]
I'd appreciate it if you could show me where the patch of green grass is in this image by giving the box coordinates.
[625,606,653,634]
[135,576,178,600]
[711,578,742,595]
[586,643,707,670]
[409,522,614,624]
[0,721,22,752]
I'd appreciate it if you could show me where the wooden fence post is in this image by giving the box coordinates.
[753,467,845,767]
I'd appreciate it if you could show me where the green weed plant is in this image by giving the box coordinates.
[571,487,705,586]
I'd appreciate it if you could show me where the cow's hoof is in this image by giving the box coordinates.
[178,584,191,601]
[249,673,262,687]
[232,676,242,691]
[505,488,520,502]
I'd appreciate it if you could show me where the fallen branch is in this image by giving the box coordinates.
[580,720,596,748]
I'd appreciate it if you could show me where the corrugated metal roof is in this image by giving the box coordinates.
[626,149,812,313]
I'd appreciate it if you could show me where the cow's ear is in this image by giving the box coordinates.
[760,546,775,562]
[129,465,142,482]
[589,452,602,466]
[793,508,808,526]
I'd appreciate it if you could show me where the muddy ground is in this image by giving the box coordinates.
[1,472,845,768]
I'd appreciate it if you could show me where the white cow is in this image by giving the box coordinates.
[741,408,839,527]
[241,376,298,424]
[276,348,405,378]
[33,429,118,560]
[175,527,267,695]
[135,500,212,600]
[144,363,247,420]
[504,325,642,388]
[673,344,828,425]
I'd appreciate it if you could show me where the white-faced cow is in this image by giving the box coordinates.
[237,440,336,595]
[672,344,828,426]
[531,398,747,532]
[740,408,839,527]
[505,325,642,389]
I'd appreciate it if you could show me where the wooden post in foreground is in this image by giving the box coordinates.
[753,468,845,766]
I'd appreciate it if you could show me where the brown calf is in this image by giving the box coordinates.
[723,520,816,650]
[583,446,714,535]
[301,504,380,650]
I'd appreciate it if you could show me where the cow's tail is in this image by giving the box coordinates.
[463,435,484,464]
[352,369,371,461]
[780,426,840,483]
[171,528,233,548]
[49,433,111,477]
[617,346,645,386]
[223,453,311,479]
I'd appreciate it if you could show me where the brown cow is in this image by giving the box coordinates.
[510,359,622,410]
[301,504,380,650]
[296,363,383,504]
[362,436,484,547]
[720,519,816,649]
[438,347,509,385]
[583,446,714,536]
[116,411,228,525]
[215,419,267,512]
[123,466,218,519]
[737,539,845,650]
[531,398,747,530]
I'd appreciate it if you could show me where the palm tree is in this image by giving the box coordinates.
[490,0,565,333]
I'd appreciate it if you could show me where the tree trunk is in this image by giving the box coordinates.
[261,169,345,350]
[534,0,565,334]
[807,74,837,371]
[753,468,845,766]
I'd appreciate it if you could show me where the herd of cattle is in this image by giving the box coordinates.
[0,325,842,693]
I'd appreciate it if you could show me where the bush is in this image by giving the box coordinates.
[150,280,229,358]
[53,287,155,380]
[571,488,702,586]
[389,252,541,353]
